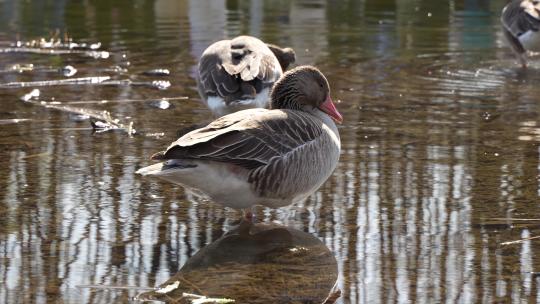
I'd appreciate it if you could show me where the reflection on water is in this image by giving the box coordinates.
[136,221,338,303]
[2,0,540,303]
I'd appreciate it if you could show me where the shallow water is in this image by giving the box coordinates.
[1,0,540,303]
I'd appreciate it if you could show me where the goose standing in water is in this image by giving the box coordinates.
[197,35,295,117]
[137,66,342,216]
[501,0,540,67]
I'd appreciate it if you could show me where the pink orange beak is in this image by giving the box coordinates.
[318,95,343,124]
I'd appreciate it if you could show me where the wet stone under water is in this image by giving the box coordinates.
[1,0,540,303]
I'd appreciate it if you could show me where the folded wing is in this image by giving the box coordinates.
[157,109,324,170]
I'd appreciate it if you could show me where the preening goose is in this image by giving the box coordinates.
[501,0,540,67]
[197,35,295,117]
[137,66,342,212]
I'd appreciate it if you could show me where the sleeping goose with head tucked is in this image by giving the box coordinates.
[501,0,540,67]
[137,66,342,214]
[197,35,296,117]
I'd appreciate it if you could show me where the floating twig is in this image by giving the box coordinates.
[76,284,154,291]
[22,96,136,135]
[181,293,235,304]
[0,76,110,89]
[9,37,101,50]
[0,118,33,125]
[481,217,540,222]
[0,47,109,59]
[37,96,187,105]
[0,63,35,73]
[155,281,180,294]
[98,79,171,90]
[501,235,540,246]
[91,119,135,135]
[21,152,51,159]
[2,78,171,90]
[0,64,77,77]
[178,277,204,295]
[42,127,95,131]
[142,68,170,76]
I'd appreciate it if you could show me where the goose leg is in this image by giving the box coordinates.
[519,53,528,69]
[242,207,255,222]
[502,27,528,68]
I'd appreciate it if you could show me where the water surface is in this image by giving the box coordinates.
[2,0,540,303]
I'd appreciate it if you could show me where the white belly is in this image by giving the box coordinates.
[207,88,270,117]
[519,31,540,52]
[137,160,259,209]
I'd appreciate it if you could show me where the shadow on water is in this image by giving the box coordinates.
[134,221,338,303]
[2,0,540,303]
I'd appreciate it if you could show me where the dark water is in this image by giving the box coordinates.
[2,0,540,303]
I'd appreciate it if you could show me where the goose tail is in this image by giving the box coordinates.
[136,160,196,176]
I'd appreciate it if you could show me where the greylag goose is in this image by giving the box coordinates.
[137,66,342,213]
[197,35,295,117]
[501,0,540,67]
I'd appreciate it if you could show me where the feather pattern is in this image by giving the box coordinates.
[138,66,341,210]
[161,109,325,170]
[153,107,339,205]
[502,0,540,37]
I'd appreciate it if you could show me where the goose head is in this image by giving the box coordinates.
[266,43,296,71]
[270,66,343,123]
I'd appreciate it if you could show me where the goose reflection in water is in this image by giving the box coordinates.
[136,221,339,304]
